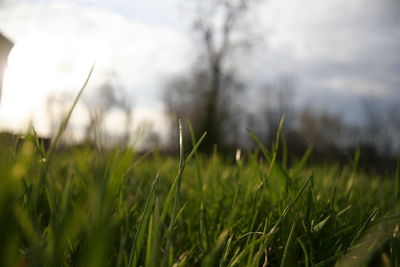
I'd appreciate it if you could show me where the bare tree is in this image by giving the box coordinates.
[165,0,261,152]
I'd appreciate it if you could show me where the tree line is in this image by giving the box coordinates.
[162,0,400,171]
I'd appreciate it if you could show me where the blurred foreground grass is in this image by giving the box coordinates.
[0,126,399,266]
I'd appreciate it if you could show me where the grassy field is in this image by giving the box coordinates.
[0,121,399,267]
[1,76,399,266]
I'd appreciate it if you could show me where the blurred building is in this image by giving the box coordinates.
[0,32,13,101]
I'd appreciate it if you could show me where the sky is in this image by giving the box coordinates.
[0,0,399,141]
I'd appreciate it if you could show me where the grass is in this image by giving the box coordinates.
[0,74,399,266]
[0,124,399,267]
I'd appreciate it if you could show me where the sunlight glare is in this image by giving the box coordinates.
[0,34,99,135]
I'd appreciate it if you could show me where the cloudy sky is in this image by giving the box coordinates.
[0,0,399,139]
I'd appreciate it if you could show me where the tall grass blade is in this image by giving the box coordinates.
[145,197,161,267]
[247,129,291,186]
[161,126,206,221]
[270,175,311,233]
[346,147,360,195]
[292,146,313,177]
[128,173,159,267]
[349,208,378,248]
[188,121,209,249]
[47,64,95,161]
[163,119,206,264]
[171,119,185,226]
[280,221,296,267]
[203,230,229,266]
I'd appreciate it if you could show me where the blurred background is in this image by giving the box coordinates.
[0,0,399,168]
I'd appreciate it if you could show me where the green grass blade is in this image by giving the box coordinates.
[292,146,313,177]
[346,147,360,194]
[46,64,95,161]
[161,126,206,221]
[280,221,296,267]
[203,230,229,266]
[145,197,161,267]
[271,176,312,233]
[348,208,378,249]
[128,173,159,267]
[247,129,291,186]
[297,238,310,267]
[188,121,209,249]
[162,119,206,264]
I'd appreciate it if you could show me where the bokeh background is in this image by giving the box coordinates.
[0,0,399,166]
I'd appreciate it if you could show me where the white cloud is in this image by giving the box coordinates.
[0,0,192,137]
[248,0,400,106]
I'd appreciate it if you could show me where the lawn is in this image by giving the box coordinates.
[0,122,399,266]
